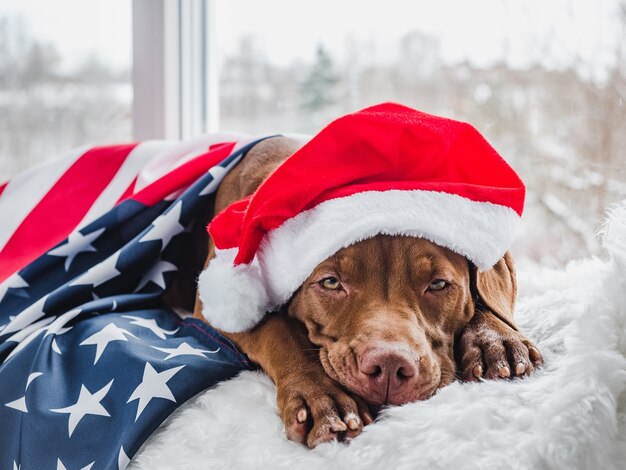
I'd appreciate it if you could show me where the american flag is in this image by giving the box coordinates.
[0,134,270,468]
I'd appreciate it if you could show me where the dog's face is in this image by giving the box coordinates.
[288,235,475,406]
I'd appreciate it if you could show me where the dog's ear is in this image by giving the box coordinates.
[470,251,518,330]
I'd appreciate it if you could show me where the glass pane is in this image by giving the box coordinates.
[0,0,132,180]
[215,0,626,266]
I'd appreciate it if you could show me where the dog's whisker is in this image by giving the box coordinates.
[438,368,465,382]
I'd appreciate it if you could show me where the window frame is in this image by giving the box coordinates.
[132,0,218,140]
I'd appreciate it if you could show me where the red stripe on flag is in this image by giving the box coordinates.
[0,144,138,282]
[0,181,7,198]
[208,142,232,152]
[132,142,236,206]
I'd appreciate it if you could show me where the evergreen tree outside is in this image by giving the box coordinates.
[299,44,339,111]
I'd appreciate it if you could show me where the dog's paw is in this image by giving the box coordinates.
[458,311,543,382]
[276,372,373,448]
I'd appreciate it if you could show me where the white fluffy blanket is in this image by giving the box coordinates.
[130,204,626,470]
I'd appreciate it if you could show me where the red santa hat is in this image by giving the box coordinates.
[198,103,525,332]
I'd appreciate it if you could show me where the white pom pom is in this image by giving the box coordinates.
[197,252,269,333]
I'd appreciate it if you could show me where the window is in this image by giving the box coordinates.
[131,0,218,140]
[213,0,626,266]
[1,0,624,267]
[0,0,132,179]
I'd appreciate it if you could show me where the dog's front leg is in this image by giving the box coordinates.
[219,314,373,448]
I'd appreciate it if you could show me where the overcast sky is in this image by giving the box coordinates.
[0,0,621,79]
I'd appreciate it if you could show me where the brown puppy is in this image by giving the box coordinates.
[191,137,542,448]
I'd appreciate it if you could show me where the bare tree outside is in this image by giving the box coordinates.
[218,4,626,267]
[0,1,624,268]
[0,16,132,178]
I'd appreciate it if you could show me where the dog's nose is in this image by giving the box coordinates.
[357,345,417,404]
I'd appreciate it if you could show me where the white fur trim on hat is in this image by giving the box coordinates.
[259,189,520,307]
[198,248,269,333]
[199,190,520,332]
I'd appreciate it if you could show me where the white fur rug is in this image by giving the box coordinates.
[130,204,626,470]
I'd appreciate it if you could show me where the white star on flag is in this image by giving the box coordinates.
[139,200,184,252]
[135,259,178,291]
[51,338,62,355]
[0,294,48,337]
[80,323,137,365]
[2,310,76,360]
[56,458,94,470]
[199,165,228,196]
[6,316,55,344]
[45,309,81,355]
[27,371,44,386]
[122,315,179,339]
[48,228,106,271]
[5,396,28,413]
[70,251,122,288]
[45,309,81,337]
[118,446,130,470]
[4,371,44,413]
[51,380,114,437]
[127,363,184,420]
[0,273,29,304]
[152,342,219,360]
[4,316,56,361]
[89,294,118,312]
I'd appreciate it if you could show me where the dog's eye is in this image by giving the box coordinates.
[428,279,448,291]
[320,277,342,290]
